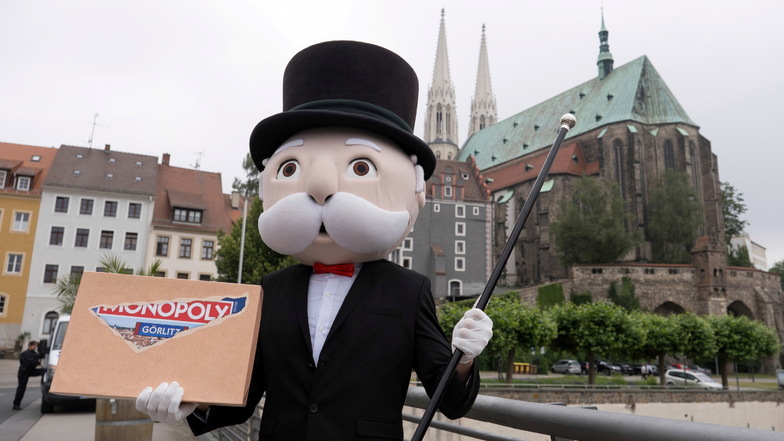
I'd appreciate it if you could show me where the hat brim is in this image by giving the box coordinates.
[250,109,436,180]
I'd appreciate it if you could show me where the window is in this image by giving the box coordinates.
[449,280,462,298]
[179,238,192,258]
[6,254,23,274]
[100,230,114,249]
[173,208,203,224]
[199,274,212,281]
[13,212,30,232]
[155,271,166,278]
[80,198,94,215]
[49,226,65,245]
[455,205,465,218]
[70,266,84,277]
[455,222,466,236]
[128,203,142,219]
[15,176,31,191]
[55,196,69,213]
[0,294,6,316]
[401,238,413,251]
[44,264,58,283]
[455,240,465,254]
[124,232,138,251]
[156,236,170,256]
[201,240,214,260]
[176,272,189,280]
[444,186,453,198]
[473,206,480,216]
[43,311,59,335]
[75,228,89,247]
[0,170,6,188]
[401,256,412,269]
[104,201,118,217]
[455,257,465,271]
[664,140,675,170]
[433,204,440,213]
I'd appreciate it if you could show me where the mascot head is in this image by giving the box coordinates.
[249,41,436,265]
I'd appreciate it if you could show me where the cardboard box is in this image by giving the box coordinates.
[51,272,262,406]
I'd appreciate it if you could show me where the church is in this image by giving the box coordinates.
[397,9,783,366]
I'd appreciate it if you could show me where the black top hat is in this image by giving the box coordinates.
[249,40,436,179]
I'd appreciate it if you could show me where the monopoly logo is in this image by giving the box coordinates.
[90,296,248,351]
[93,297,246,324]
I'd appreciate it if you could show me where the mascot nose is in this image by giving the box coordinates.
[305,158,338,205]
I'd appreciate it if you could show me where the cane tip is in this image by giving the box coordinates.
[560,114,576,130]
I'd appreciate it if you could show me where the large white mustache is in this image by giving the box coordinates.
[258,192,410,256]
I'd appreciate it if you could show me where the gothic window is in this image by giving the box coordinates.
[445,105,452,136]
[689,142,699,191]
[436,104,443,138]
[664,140,675,170]
[479,115,486,130]
[613,139,626,197]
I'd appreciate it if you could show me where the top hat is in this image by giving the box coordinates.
[249,40,436,179]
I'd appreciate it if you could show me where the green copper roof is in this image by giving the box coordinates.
[457,56,697,169]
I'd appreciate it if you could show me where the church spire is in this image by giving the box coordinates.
[468,24,497,138]
[597,7,614,80]
[424,8,459,160]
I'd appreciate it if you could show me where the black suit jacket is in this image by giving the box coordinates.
[188,260,479,440]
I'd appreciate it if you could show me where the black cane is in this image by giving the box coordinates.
[410,113,576,441]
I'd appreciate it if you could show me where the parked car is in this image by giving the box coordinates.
[551,359,582,374]
[40,315,95,413]
[664,369,723,390]
[596,360,621,375]
[613,362,634,375]
[690,365,712,375]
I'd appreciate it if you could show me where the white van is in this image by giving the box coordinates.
[40,314,93,413]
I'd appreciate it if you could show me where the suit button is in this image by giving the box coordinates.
[310,404,318,414]
[307,362,315,369]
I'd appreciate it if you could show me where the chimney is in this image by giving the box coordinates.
[104,144,111,151]
[162,153,170,166]
[231,191,240,209]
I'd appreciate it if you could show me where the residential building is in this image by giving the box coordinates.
[22,144,158,340]
[731,232,768,271]
[0,143,57,348]
[146,153,232,281]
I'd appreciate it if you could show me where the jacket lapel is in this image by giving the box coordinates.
[325,260,389,343]
[290,265,314,358]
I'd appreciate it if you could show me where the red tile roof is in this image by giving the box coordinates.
[481,141,600,192]
[153,163,233,233]
[0,142,58,196]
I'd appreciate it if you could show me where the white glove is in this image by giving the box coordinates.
[136,381,198,423]
[451,308,493,364]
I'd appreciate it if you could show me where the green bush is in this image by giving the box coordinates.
[537,283,564,309]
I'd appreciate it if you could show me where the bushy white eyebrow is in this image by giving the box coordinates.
[345,138,381,152]
[271,139,305,157]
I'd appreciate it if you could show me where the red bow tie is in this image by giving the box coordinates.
[313,262,355,277]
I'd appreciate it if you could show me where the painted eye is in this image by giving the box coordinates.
[277,160,300,179]
[347,159,377,178]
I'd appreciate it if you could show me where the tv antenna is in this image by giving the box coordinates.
[87,113,108,148]
[191,150,205,170]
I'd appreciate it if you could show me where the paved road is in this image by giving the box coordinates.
[0,358,201,441]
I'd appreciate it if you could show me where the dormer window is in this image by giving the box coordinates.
[173,208,203,224]
[0,170,6,189]
[76,154,83,159]
[15,176,31,191]
[108,158,116,164]
[31,155,41,162]
[135,161,142,167]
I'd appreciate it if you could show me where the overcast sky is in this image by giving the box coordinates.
[2,1,782,268]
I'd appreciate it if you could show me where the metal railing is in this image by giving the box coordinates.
[199,386,784,441]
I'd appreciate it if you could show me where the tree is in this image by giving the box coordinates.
[728,245,754,268]
[607,276,640,312]
[632,313,678,385]
[232,153,260,197]
[214,197,297,284]
[54,253,162,313]
[439,294,557,383]
[550,302,640,384]
[769,260,784,290]
[551,177,639,266]
[670,313,716,372]
[707,314,781,388]
[720,181,748,247]
[647,171,703,263]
